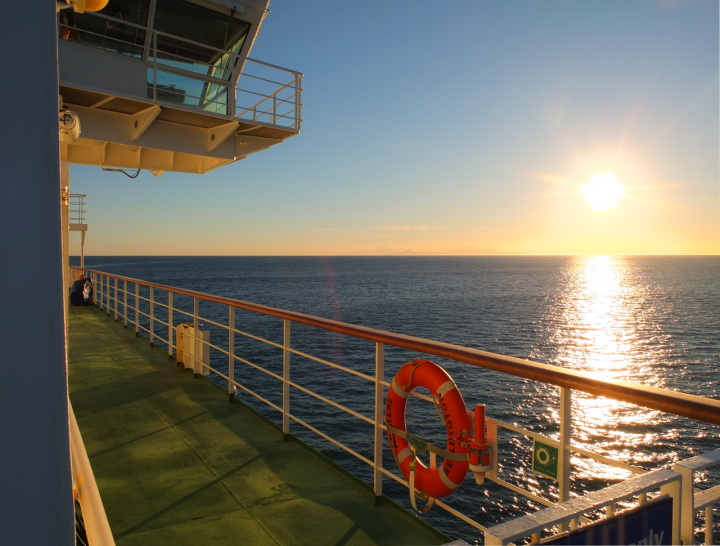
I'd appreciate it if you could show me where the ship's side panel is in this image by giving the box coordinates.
[0,3,74,544]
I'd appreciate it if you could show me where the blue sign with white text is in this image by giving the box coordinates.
[544,496,672,545]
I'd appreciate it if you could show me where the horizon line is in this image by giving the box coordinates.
[70,253,720,258]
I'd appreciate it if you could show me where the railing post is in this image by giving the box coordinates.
[676,463,695,545]
[123,280,127,326]
[229,63,237,119]
[706,506,713,546]
[373,342,385,502]
[282,319,291,439]
[487,420,499,481]
[558,387,572,531]
[228,306,235,403]
[114,277,118,320]
[272,95,277,124]
[153,32,157,103]
[193,297,200,377]
[149,287,155,345]
[167,292,173,358]
[660,477,682,546]
[295,74,303,131]
[91,272,96,306]
[134,283,139,334]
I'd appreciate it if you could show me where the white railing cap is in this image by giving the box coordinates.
[674,449,720,472]
[695,484,720,511]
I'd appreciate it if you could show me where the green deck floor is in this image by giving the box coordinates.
[68,305,449,546]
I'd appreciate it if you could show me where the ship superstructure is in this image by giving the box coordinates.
[58,0,302,174]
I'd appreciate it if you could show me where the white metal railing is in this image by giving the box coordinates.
[75,267,720,543]
[675,450,720,545]
[69,401,115,546]
[485,468,683,545]
[58,12,303,131]
[69,194,86,224]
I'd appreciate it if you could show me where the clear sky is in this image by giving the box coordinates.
[70,0,719,256]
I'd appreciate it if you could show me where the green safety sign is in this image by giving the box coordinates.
[532,439,559,480]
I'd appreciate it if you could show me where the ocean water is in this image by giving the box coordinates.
[71,255,720,543]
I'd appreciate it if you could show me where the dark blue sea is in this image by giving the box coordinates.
[70,255,720,543]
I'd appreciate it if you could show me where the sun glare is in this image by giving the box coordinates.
[582,173,625,211]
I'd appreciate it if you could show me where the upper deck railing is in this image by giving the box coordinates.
[71,266,720,544]
[69,194,86,225]
[59,12,303,132]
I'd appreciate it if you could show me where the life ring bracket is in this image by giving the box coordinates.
[385,422,469,462]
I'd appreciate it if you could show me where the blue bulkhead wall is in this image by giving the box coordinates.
[0,2,75,544]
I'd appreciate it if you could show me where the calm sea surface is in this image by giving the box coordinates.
[72,256,720,543]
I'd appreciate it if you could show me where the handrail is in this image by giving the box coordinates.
[72,267,720,426]
[73,11,303,76]
[236,80,297,118]
[69,401,115,546]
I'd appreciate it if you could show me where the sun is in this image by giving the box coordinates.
[582,173,625,211]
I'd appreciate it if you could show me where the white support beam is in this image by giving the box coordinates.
[207,121,239,152]
[90,95,115,109]
[131,105,161,141]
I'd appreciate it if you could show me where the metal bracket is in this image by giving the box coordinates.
[207,121,239,152]
[131,105,161,141]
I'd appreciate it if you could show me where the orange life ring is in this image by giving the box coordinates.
[385,359,471,500]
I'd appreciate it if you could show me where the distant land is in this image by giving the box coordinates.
[367,245,510,255]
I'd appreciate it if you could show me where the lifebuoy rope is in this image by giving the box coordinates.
[409,445,435,513]
[384,422,469,462]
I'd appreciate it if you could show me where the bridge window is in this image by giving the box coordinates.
[152,0,251,80]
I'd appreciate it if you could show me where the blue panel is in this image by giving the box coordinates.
[544,496,672,546]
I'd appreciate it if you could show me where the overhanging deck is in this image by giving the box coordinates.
[68,305,448,545]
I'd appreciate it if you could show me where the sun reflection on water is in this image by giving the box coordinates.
[548,256,670,482]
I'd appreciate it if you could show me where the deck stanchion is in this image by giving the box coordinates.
[92,272,97,305]
[706,506,713,546]
[149,287,155,346]
[295,74,303,131]
[487,420,499,482]
[283,319,291,439]
[559,387,572,531]
[134,283,139,334]
[193,297,200,377]
[168,292,173,358]
[123,280,127,326]
[153,33,157,102]
[114,277,118,320]
[660,476,682,545]
[228,306,235,402]
[373,342,385,502]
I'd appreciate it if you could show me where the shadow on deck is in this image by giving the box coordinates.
[68,305,450,546]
